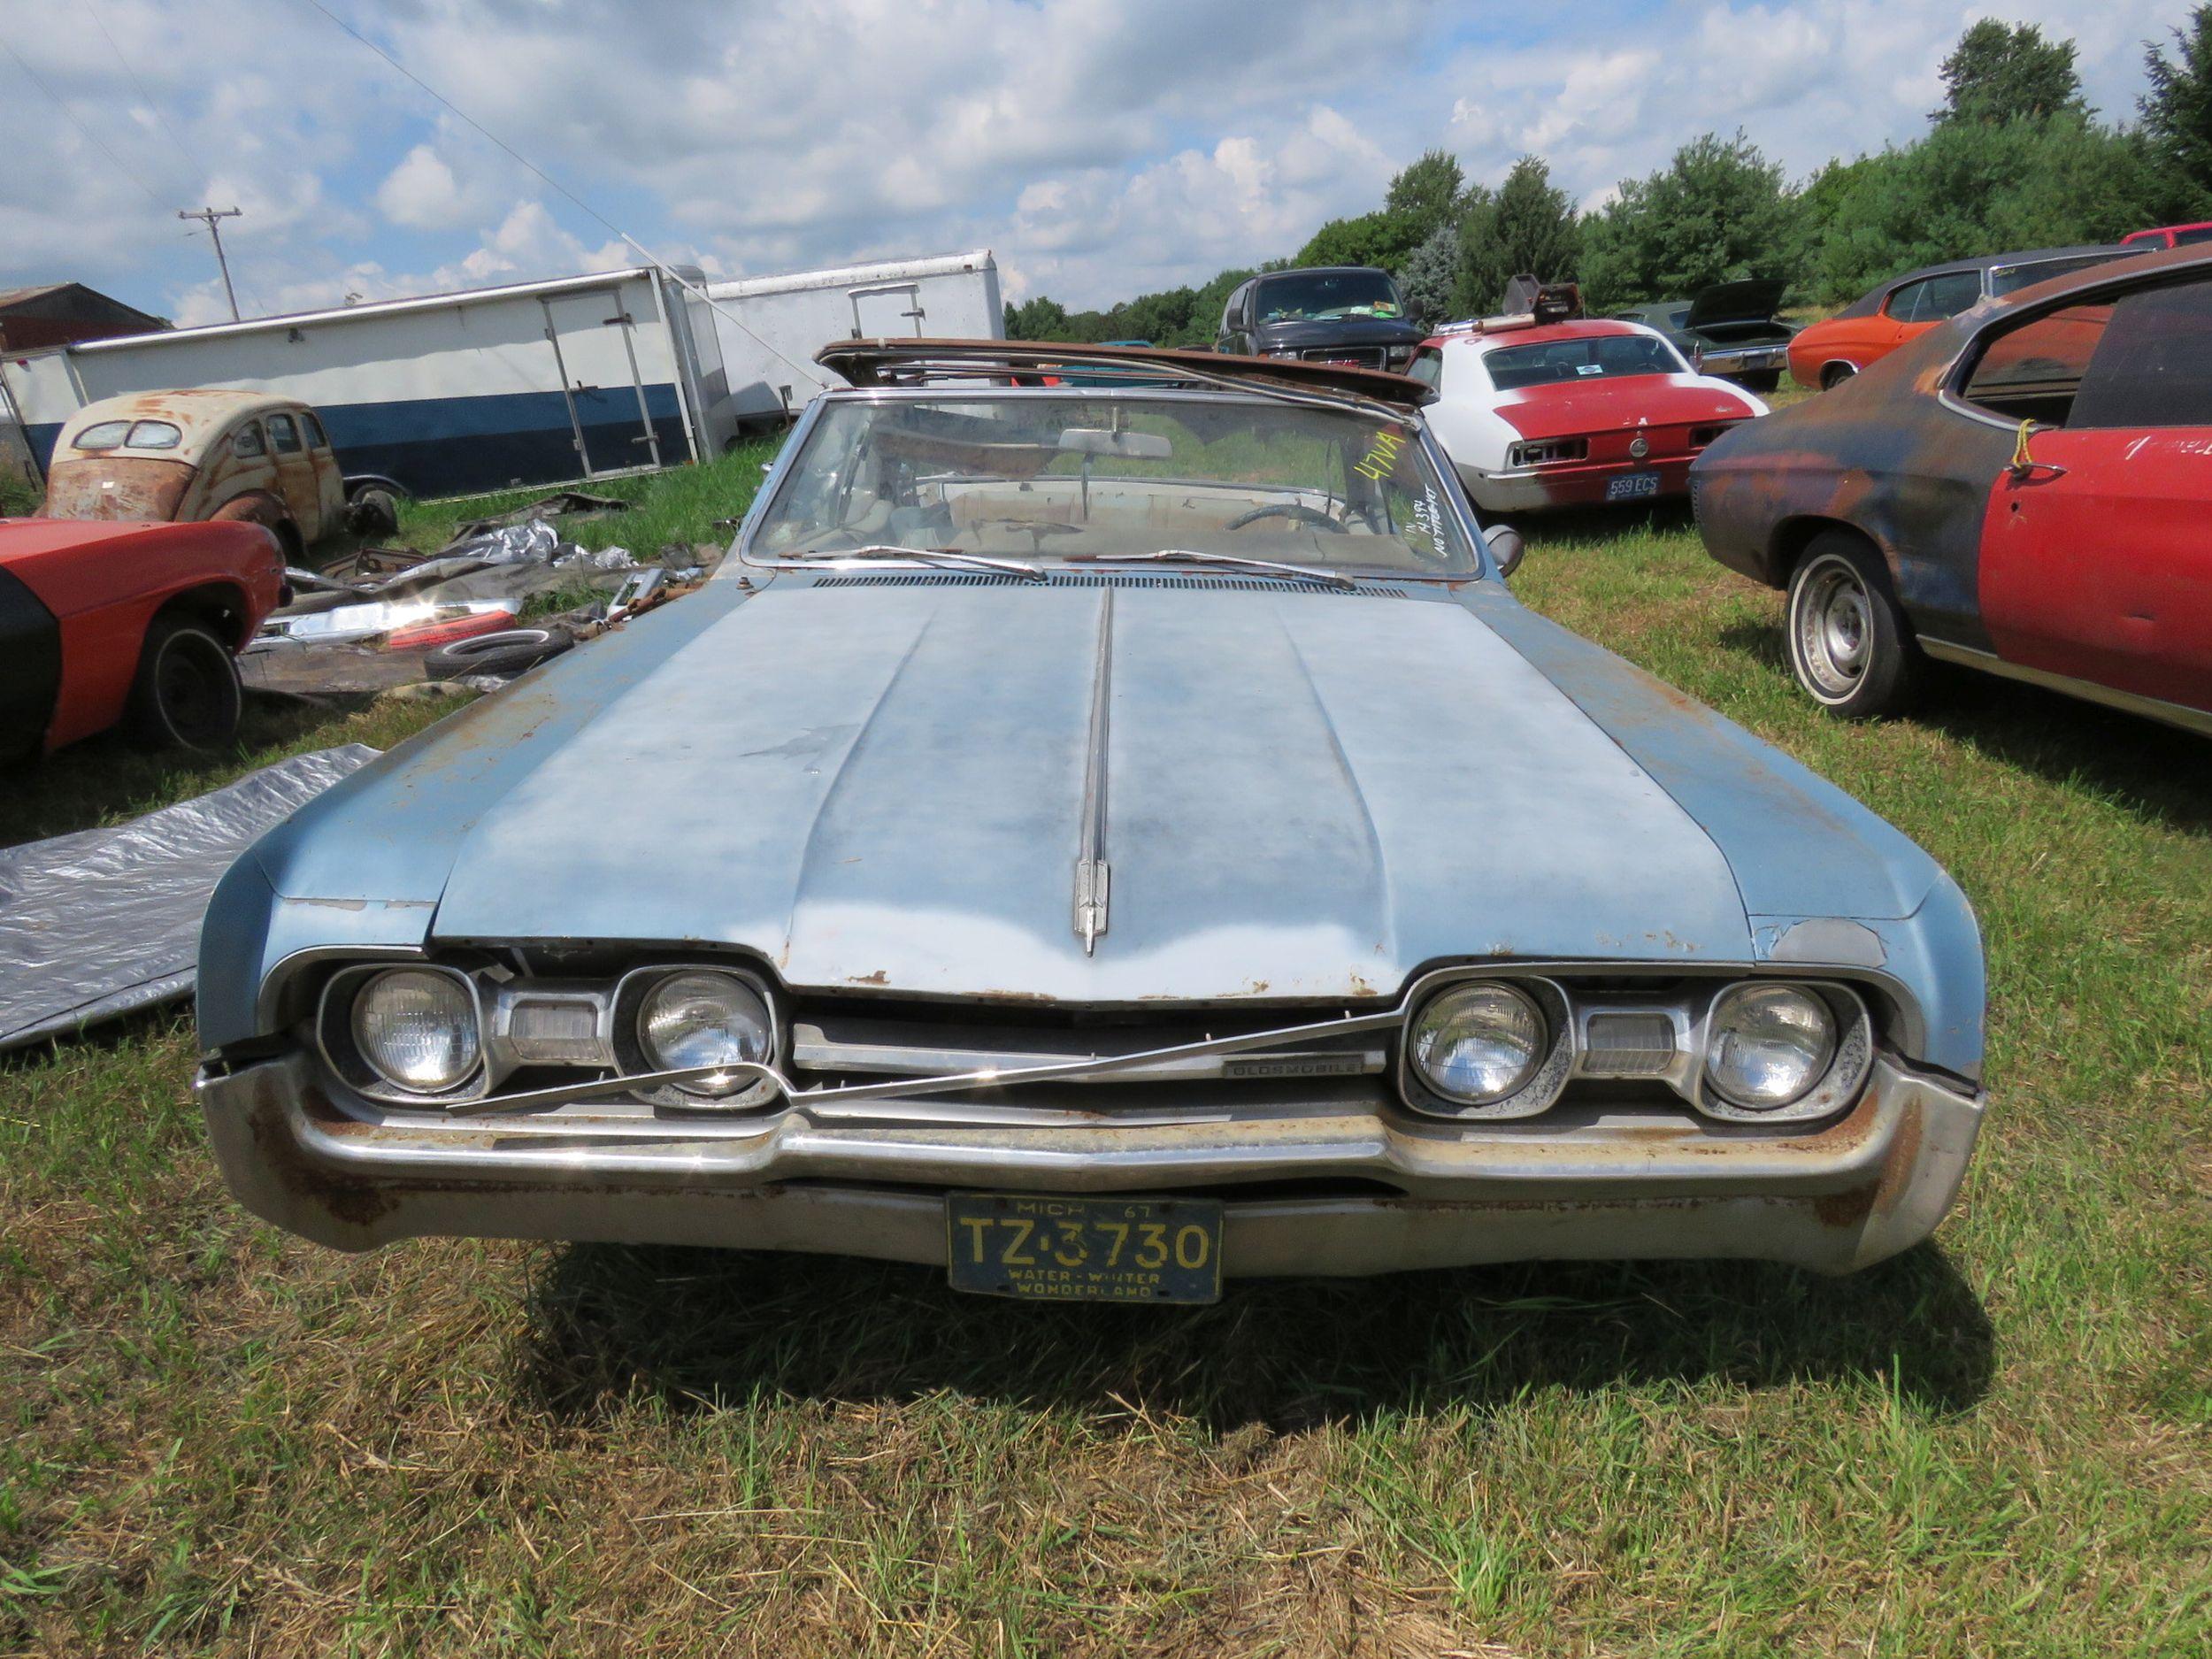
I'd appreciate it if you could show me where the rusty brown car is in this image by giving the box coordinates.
[40,389,388,557]
[1694,242,2212,733]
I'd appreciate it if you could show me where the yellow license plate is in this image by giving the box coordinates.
[946,1193,1224,1304]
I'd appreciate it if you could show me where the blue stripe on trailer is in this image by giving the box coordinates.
[27,384,689,501]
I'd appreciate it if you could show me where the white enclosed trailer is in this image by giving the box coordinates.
[703,250,1002,426]
[0,266,736,499]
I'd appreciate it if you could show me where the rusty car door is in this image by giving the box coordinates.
[261,411,321,533]
[192,417,280,519]
[297,409,345,539]
[1975,280,2212,713]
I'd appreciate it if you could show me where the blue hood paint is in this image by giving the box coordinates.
[201,572,1981,1077]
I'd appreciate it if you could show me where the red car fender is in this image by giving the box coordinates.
[0,518,285,752]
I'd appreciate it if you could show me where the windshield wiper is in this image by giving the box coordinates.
[1061,549,1359,590]
[787,544,1044,580]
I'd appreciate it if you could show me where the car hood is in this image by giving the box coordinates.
[287,577,1757,1003]
[1492,377,1755,441]
[1684,279,1788,330]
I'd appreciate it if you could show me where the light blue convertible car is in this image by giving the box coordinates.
[196,340,1986,1304]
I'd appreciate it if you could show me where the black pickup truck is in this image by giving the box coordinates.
[1215,266,1425,371]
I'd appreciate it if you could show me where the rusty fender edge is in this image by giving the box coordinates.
[196,1054,1984,1277]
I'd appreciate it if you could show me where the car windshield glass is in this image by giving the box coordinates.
[73,420,131,450]
[1989,253,2124,296]
[749,395,1478,577]
[1254,272,1402,324]
[1485,334,1682,389]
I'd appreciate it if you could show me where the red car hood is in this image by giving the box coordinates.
[1494,377,1753,441]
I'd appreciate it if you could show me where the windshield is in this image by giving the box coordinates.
[1484,334,1685,389]
[1254,272,1402,325]
[749,394,1479,578]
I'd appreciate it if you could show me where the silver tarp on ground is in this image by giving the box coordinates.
[0,745,379,1051]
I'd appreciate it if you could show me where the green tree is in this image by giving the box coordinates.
[1804,116,2162,303]
[1455,157,1578,313]
[1294,209,1421,271]
[1004,295,1069,340]
[1578,133,1798,308]
[1385,149,1470,246]
[1394,223,1462,325]
[2141,5,2212,211]
[1934,19,2086,125]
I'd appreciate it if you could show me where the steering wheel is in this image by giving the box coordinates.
[1226,503,1348,534]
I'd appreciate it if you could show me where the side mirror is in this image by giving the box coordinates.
[1484,523,1525,578]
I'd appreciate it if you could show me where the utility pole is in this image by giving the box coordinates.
[177,206,243,321]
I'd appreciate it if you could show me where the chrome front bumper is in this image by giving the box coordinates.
[196,1051,1983,1277]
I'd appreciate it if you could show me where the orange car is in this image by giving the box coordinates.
[1787,244,2132,391]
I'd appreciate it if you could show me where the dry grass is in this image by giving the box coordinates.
[3,475,2208,1656]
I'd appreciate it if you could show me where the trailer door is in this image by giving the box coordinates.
[540,290,664,476]
[849,281,925,338]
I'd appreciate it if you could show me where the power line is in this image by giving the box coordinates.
[85,0,214,193]
[0,30,166,209]
[299,0,823,386]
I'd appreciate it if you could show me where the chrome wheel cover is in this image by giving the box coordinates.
[1793,558,1873,702]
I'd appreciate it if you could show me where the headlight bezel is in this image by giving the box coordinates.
[319,961,488,1102]
[1398,975,1575,1120]
[1394,967,1877,1126]
[611,963,782,1110]
[1693,979,1872,1124]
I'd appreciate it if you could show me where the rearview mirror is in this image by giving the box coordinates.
[1484,523,1525,578]
[1058,428,1172,460]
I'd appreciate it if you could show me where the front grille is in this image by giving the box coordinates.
[810,572,1409,597]
[1298,345,1387,368]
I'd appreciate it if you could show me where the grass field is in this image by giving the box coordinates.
[2,457,2208,1655]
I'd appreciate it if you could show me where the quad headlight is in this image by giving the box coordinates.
[1409,980,1548,1105]
[637,970,773,1096]
[1703,983,1837,1109]
[350,968,481,1093]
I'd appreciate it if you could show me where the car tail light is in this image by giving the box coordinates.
[1508,438,1588,467]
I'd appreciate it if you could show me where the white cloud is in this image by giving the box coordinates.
[0,0,2189,324]
[376,144,476,229]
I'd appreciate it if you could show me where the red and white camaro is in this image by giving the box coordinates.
[1409,319,1768,513]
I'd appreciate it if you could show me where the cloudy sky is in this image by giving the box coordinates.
[0,1,2188,327]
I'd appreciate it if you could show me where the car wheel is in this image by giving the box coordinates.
[124,613,242,750]
[1819,362,1856,391]
[1786,535,1920,719]
[423,626,573,680]
[346,487,401,539]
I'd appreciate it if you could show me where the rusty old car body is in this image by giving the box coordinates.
[42,389,349,557]
[194,340,1986,1302]
[1693,243,2212,734]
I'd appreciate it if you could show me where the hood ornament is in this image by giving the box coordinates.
[1073,588,1114,954]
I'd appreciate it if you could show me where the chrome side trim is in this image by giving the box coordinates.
[1073,585,1114,954]
[1919,638,2212,736]
[790,1022,1387,1080]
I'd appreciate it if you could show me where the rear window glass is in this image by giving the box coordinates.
[125,419,180,450]
[1484,334,1681,389]
[1989,253,2124,297]
[233,422,265,458]
[73,420,131,450]
[2070,279,2212,428]
[266,413,302,453]
[1963,303,2114,422]
[2177,226,2212,246]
